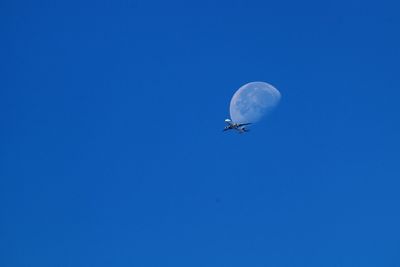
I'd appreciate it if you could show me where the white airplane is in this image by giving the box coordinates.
[223,119,251,133]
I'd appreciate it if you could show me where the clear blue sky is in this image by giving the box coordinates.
[1,0,400,266]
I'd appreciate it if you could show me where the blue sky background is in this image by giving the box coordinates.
[1,0,400,266]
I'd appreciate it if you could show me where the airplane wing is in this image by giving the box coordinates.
[237,123,252,127]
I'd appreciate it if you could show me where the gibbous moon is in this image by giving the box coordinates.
[229,81,281,124]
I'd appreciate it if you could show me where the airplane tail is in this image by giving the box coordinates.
[224,119,233,126]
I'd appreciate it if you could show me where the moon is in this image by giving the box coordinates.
[229,81,281,124]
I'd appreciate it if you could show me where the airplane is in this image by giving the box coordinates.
[223,119,251,133]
